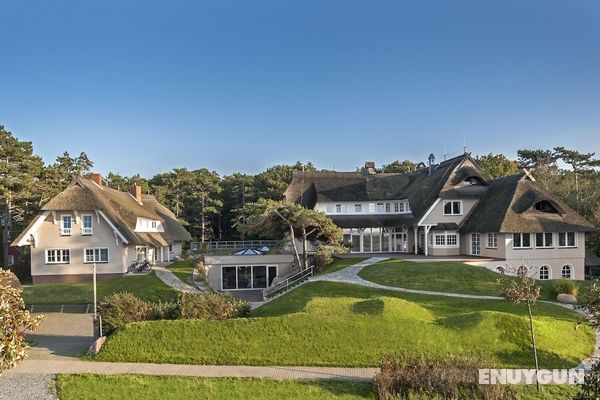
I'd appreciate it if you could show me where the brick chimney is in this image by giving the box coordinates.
[90,173,102,185]
[362,161,377,175]
[129,184,142,203]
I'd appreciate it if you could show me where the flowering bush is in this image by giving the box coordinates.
[0,270,44,374]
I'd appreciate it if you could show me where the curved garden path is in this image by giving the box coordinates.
[153,265,201,293]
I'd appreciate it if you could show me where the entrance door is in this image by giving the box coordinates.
[394,232,408,252]
[136,246,148,261]
[471,233,481,256]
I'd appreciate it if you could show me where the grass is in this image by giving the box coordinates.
[22,272,178,304]
[167,260,195,284]
[55,375,373,400]
[316,257,365,275]
[95,281,593,368]
[54,374,581,399]
[358,259,592,301]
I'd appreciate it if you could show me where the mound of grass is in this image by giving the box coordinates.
[358,260,591,301]
[22,272,177,305]
[56,375,373,400]
[95,282,593,368]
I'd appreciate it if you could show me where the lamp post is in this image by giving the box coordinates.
[92,263,102,338]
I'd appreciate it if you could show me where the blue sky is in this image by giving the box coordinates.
[1,1,599,176]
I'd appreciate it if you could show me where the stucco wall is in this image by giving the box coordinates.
[421,198,479,225]
[31,212,126,279]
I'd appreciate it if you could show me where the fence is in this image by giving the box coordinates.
[190,240,282,251]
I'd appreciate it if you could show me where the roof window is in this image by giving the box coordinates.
[533,200,559,214]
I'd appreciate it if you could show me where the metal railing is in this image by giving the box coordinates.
[191,240,281,251]
[263,266,314,300]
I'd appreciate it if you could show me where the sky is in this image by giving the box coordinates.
[1,0,599,177]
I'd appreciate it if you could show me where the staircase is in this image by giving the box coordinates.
[263,266,314,300]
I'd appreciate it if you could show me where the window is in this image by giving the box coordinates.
[533,201,558,213]
[368,203,375,213]
[385,203,391,212]
[433,232,459,247]
[487,233,498,249]
[443,201,462,215]
[45,249,70,264]
[61,215,72,235]
[335,204,342,213]
[394,202,399,212]
[84,248,109,263]
[539,265,550,280]
[82,215,93,235]
[513,233,531,248]
[465,176,484,186]
[376,202,384,213]
[561,264,573,279]
[221,265,278,290]
[558,232,576,247]
[354,204,362,213]
[535,232,553,248]
[151,221,158,229]
[169,244,173,252]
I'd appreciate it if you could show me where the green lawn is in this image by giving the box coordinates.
[316,257,365,275]
[55,375,373,400]
[22,272,178,304]
[167,260,195,284]
[95,281,593,368]
[358,259,591,301]
[54,374,580,400]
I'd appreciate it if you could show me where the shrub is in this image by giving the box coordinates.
[193,258,207,281]
[373,354,514,400]
[575,359,600,400]
[552,279,578,297]
[98,292,152,334]
[0,270,44,373]
[315,244,348,271]
[179,292,249,320]
[148,300,179,321]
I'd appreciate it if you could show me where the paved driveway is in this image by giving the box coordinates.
[27,312,95,360]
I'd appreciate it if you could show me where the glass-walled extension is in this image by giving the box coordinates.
[342,227,411,253]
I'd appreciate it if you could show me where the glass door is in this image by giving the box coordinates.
[471,233,481,256]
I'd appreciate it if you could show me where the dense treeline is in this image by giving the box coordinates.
[1,124,599,262]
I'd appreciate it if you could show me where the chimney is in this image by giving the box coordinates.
[428,153,436,176]
[362,161,377,175]
[90,173,102,185]
[129,184,142,203]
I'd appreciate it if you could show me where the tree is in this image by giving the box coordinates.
[516,149,557,169]
[220,173,256,240]
[236,199,342,270]
[0,126,44,267]
[0,270,44,373]
[501,265,542,391]
[474,153,520,178]
[553,147,600,200]
[574,360,600,400]
[380,160,417,174]
[254,162,316,200]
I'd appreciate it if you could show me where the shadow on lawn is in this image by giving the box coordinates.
[352,299,385,316]
[296,380,373,398]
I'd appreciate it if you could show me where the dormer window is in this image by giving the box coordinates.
[61,215,72,236]
[533,201,558,213]
[135,218,164,232]
[464,176,485,186]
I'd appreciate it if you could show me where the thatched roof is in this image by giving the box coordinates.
[586,249,600,267]
[14,177,190,246]
[285,154,485,225]
[460,173,596,233]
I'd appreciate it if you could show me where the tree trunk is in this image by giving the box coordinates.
[527,301,540,391]
[288,226,301,270]
[302,227,308,270]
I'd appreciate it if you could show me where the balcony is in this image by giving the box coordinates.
[81,227,93,236]
[60,228,72,236]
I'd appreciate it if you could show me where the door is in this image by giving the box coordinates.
[394,232,408,252]
[471,233,481,256]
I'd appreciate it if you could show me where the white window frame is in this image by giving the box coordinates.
[535,232,554,248]
[486,233,498,249]
[45,248,71,264]
[376,202,384,213]
[512,233,532,249]
[335,204,342,213]
[385,203,391,212]
[354,204,362,213]
[558,232,577,248]
[432,231,460,248]
[442,200,462,216]
[561,264,573,279]
[539,265,551,280]
[60,214,73,236]
[81,214,93,236]
[83,247,109,263]
[394,202,399,212]
[368,203,375,213]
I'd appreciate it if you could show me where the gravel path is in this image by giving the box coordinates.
[0,373,57,400]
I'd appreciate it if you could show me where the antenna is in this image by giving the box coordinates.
[463,134,467,154]
[443,145,447,161]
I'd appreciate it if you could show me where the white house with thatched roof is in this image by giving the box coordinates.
[13,174,191,284]
[285,153,597,280]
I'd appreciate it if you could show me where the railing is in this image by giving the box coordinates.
[60,228,72,236]
[81,227,93,235]
[263,266,314,300]
[191,240,281,251]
